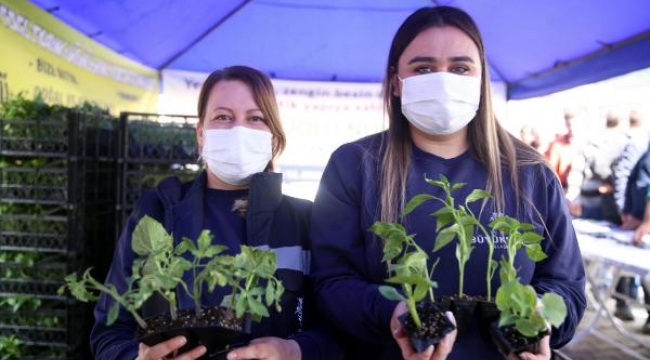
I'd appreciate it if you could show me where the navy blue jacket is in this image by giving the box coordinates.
[310,132,586,359]
[90,171,344,360]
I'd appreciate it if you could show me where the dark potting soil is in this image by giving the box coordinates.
[495,324,548,355]
[403,302,453,339]
[135,307,242,338]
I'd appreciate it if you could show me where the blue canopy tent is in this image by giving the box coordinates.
[29,0,650,99]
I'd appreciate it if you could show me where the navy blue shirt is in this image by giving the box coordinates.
[310,132,586,359]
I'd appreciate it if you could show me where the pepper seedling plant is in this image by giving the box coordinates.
[369,222,438,329]
[402,175,498,300]
[490,216,567,340]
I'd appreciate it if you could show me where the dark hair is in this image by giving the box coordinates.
[196,65,286,167]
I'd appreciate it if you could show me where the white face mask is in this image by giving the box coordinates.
[400,72,481,135]
[201,126,273,186]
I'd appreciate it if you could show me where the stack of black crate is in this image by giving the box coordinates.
[115,112,200,236]
[0,110,118,359]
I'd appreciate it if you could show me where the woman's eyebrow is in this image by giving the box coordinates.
[407,56,435,65]
[407,55,475,65]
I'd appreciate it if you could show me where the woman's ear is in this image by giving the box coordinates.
[391,72,401,97]
[196,121,204,155]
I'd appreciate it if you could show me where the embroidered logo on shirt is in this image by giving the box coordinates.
[295,297,304,331]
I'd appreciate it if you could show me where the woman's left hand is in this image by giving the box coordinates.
[391,302,457,360]
[505,335,551,360]
[226,337,301,360]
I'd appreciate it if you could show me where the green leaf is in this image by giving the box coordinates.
[489,217,510,232]
[132,215,172,256]
[369,222,405,239]
[450,182,467,190]
[247,296,269,318]
[386,275,423,286]
[235,295,246,318]
[432,207,455,231]
[107,302,120,326]
[466,189,491,204]
[525,243,548,262]
[175,237,195,255]
[498,314,517,327]
[379,286,405,301]
[433,225,457,252]
[515,318,539,338]
[402,194,435,216]
[519,223,536,231]
[412,278,434,302]
[198,230,212,250]
[424,177,447,189]
[541,293,568,327]
[522,231,544,244]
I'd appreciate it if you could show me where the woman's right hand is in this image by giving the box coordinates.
[135,336,206,360]
[390,302,457,360]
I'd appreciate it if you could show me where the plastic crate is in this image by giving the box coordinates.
[0,279,94,359]
[115,162,200,234]
[0,279,65,301]
[1,260,68,282]
[116,112,200,235]
[0,167,68,205]
[0,118,68,157]
[0,111,118,160]
[121,113,198,163]
[0,325,67,347]
[0,214,69,253]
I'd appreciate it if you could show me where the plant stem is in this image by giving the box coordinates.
[474,221,494,301]
[86,276,148,329]
[404,286,422,329]
[454,212,466,297]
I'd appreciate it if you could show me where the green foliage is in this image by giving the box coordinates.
[220,246,284,322]
[0,92,50,120]
[370,222,437,329]
[0,335,23,360]
[0,294,41,313]
[60,215,284,329]
[403,175,496,299]
[490,215,566,339]
[489,216,546,284]
[495,280,567,338]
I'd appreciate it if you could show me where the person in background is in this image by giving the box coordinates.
[565,112,627,223]
[90,66,344,360]
[611,110,649,322]
[546,111,577,191]
[519,125,543,153]
[309,6,586,360]
[619,144,650,334]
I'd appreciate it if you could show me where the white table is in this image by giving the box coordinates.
[566,222,650,360]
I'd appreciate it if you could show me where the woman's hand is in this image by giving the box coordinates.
[226,337,301,360]
[391,302,457,360]
[504,334,551,360]
[135,336,206,360]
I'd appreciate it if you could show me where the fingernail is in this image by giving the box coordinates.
[426,345,434,353]
[227,352,237,360]
[175,336,186,345]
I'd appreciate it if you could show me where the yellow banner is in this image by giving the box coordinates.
[0,0,158,114]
